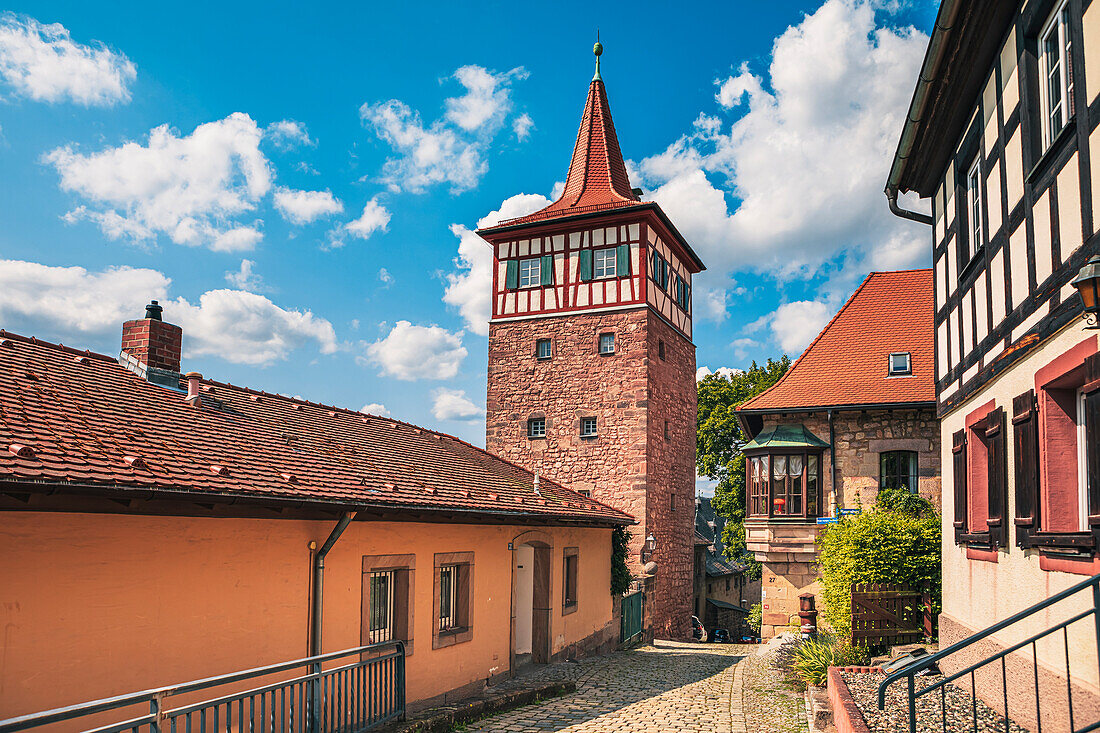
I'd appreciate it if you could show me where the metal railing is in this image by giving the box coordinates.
[0,642,405,733]
[877,573,1100,733]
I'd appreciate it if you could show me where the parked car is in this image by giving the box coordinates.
[691,616,707,642]
[711,628,731,643]
[740,634,761,644]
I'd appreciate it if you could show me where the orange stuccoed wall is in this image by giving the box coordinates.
[0,512,617,719]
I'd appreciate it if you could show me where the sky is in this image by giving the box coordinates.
[0,0,938,447]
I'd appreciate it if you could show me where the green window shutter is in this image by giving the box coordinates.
[505,259,518,289]
[579,249,593,281]
[540,254,554,286]
[616,243,630,276]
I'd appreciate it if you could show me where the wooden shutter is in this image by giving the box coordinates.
[1085,353,1100,526]
[578,249,593,281]
[1012,390,1040,545]
[985,407,1008,548]
[952,429,968,542]
[540,254,553,286]
[505,259,518,289]
[616,243,630,275]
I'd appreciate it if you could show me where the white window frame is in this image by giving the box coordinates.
[1040,0,1073,150]
[439,564,458,631]
[593,248,617,279]
[1078,388,1089,531]
[598,333,615,355]
[966,156,983,259]
[580,417,598,437]
[368,570,394,643]
[528,417,546,439]
[889,352,912,376]
[519,257,541,288]
[536,339,551,360]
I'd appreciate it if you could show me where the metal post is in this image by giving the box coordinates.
[907,674,917,733]
[1093,580,1100,694]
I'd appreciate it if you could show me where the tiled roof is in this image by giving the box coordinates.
[694,497,744,577]
[739,270,935,411]
[497,78,640,227]
[0,331,632,526]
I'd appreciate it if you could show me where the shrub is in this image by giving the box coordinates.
[748,602,762,634]
[792,636,867,687]
[610,526,633,595]
[817,492,941,637]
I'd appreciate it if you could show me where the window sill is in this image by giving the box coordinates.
[745,516,822,524]
[433,627,473,649]
[597,351,616,357]
[536,357,551,362]
[563,602,578,616]
[528,436,546,440]
[580,434,598,440]
[957,245,985,283]
[1026,116,1077,186]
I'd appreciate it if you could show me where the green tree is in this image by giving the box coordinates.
[696,357,791,578]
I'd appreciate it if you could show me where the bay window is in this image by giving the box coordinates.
[746,451,822,519]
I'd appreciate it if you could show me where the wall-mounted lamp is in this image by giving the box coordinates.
[641,533,657,563]
[1071,254,1100,329]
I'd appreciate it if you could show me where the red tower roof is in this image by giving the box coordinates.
[503,71,640,226]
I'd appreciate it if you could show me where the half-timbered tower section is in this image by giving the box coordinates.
[735,271,940,639]
[479,48,706,640]
[888,0,1100,727]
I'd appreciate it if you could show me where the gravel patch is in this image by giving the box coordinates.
[741,646,808,733]
[841,670,1028,732]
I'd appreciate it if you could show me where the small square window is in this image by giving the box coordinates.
[594,248,617,278]
[580,417,598,438]
[598,333,615,355]
[658,340,666,360]
[519,257,541,288]
[528,417,546,439]
[536,339,551,360]
[889,352,912,376]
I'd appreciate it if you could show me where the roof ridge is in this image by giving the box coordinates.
[0,330,117,364]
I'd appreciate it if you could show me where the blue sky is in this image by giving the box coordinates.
[0,0,937,446]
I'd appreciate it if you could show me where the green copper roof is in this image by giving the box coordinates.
[741,423,830,452]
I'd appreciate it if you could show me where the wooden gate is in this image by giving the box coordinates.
[620,590,643,645]
[850,583,933,647]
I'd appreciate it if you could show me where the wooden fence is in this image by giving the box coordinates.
[850,583,934,647]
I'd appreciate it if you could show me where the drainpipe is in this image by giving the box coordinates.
[828,410,838,513]
[310,512,356,659]
[886,188,933,226]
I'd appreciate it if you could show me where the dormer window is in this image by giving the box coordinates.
[889,352,912,376]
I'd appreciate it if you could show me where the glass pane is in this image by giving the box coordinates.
[807,455,819,517]
[772,455,787,480]
[788,455,803,477]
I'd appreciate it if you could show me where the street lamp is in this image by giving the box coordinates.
[641,534,657,563]
[1071,254,1100,329]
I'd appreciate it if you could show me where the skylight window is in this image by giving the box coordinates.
[889,352,912,376]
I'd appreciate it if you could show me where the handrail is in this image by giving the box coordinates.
[0,641,405,733]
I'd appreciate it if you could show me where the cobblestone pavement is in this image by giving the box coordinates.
[464,642,752,732]
[741,645,808,733]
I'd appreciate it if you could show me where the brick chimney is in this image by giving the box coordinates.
[120,301,183,388]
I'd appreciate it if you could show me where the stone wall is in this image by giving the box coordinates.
[486,307,695,640]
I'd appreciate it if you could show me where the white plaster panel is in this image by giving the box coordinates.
[629,223,640,241]
[519,290,528,312]
[504,293,515,315]
[945,166,956,229]
[576,286,588,308]
[592,284,603,306]
[569,232,581,248]
[1033,190,1053,286]
[934,185,945,244]
[947,235,958,295]
[950,307,961,367]
[938,320,950,377]
[982,72,999,148]
[533,290,544,310]
[975,274,989,345]
[605,228,617,245]
[553,234,565,251]
[990,247,1007,328]
[1000,26,1019,115]
[592,229,603,247]
[555,255,565,284]
[521,240,531,257]
[1011,301,1049,342]
[498,243,508,259]
[986,159,1003,237]
[1057,152,1084,260]
[963,362,979,385]
[496,294,503,313]
[962,290,974,353]
[1086,0,1100,104]
[1009,225,1030,311]
[1004,129,1024,211]
[936,254,947,310]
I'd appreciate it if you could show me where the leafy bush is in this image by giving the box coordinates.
[748,602,762,634]
[817,491,941,637]
[610,526,633,595]
[791,636,867,687]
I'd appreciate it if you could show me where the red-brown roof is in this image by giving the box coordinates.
[739,270,935,411]
[0,331,632,525]
[500,77,640,227]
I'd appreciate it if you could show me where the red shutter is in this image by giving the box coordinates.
[1012,390,1040,546]
[985,407,1008,548]
[952,429,968,543]
[1085,353,1100,526]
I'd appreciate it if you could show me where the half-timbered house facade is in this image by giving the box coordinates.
[888,0,1100,727]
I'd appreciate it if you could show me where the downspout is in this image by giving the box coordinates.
[884,0,963,226]
[828,409,837,513]
[310,511,357,659]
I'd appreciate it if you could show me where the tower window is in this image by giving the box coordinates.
[594,247,617,278]
[536,339,552,360]
[598,333,615,355]
[671,494,677,511]
[664,420,670,440]
[528,418,546,439]
[658,340,666,360]
[674,276,691,312]
[652,254,669,291]
[580,417,598,438]
[519,257,541,288]
[888,352,912,376]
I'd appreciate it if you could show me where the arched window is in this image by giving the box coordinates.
[880,451,919,493]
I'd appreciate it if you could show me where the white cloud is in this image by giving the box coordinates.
[273,187,343,225]
[444,192,552,335]
[365,320,467,381]
[636,0,930,297]
[0,13,135,106]
[46,113,272,251]
[696,366,744,381]
[513,113,534,141]
[431,387,482,421]
[265,120,315,150]
[360,65,528,193]
[760,300,835,355]
[0,258,336,366]
[360,403,390,416]
[344,196,391,239]
[378,268,393,286]
[225,259,263,290]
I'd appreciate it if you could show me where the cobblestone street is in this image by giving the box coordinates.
[464,642,752,732]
